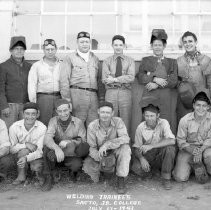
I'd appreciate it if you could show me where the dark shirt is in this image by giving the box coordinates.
[0,56,31,110]
[137,56,178,89]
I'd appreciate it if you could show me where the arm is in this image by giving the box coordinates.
[201,127,211,151]
[0,65,9,110]
[28,64,38,103]
[87,125,100,162]
[115,58,135,84]
[26,127,47,162]
[102,59,111,84]
[103,119,130,150]
[97,60,105,102]
[137,60,155,85]
[59,56,72,102]
[133,125,144,160]
[177,117,190,151]
[0,147,9,158]
[9,126,26,154]
[0,120,10,150]
[165,59,178,88]
[76,119,87,143]
[44,118,60,151]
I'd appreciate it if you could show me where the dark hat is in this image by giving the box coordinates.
[150,29,168,44]
[55,99,70,109]
[10,36,26,50]
[23,102,39,111]
[43,39,57,48]
[99,101,113,110]
[77,31,90,39]
[142,104,160,114]
[112,35,125,44]
[192,91,211,105]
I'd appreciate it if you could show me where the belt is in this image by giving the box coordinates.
[70,85,97,93]
[37,91,60,96]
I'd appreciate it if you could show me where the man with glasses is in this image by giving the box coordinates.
[0,36,31,128]
[60,32,105,127]
[28,39,62,126]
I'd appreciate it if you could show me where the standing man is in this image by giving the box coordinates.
[42,99,89,191]
[102,35,135,132]
[9,102,46,185]
[28,39,62,126]
[60,32,105,127]
[173,92,211,184]
[83,101,131,194]
[131,104,176,190]
[0,36,31,128]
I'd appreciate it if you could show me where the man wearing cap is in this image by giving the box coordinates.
[137,29,178,134]
[83,101,131,194]
[41,99,89,191]
[173,91,211,184]
[60,31,105,127]
[102,35,135,133]
[0,119,13,181]
[8,102,46,185]
[0,36,31,128]
[131,104,176,190]
[28,39,62,126]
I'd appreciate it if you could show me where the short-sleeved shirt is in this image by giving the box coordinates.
[177,112,211,149]
[133,118,175,148]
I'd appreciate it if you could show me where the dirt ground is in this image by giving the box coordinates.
[1,170,211,210]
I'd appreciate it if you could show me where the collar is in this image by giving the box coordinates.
[187,112,211,121]
[17,119,39,128]
[153,54,165,62]
[114,54,125,60]
[57,115,76,124]
[97,118,116,129]
[10,55,24,65]
[41,57,60,65]
[76,49,90,62]
[184,50,201,64]
[143,118,162,130]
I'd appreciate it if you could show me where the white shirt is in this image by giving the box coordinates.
[9,119,47,162]
[77,49,90,62]
[28,58,61,103]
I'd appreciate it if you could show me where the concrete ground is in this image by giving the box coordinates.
[0,170,211,210]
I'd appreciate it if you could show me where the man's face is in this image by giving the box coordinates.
[182,36,197,53]
[77,37,90,53]
[151,40,165,56]
[43,45,57,59]
[144,111,159,127]
[10,46,25,60]
[193,100,209,117]
[112,39,125,55]
[56,104,71,121]
[98,106,114,123]
[23,109,39,126]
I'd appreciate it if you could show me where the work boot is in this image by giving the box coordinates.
[162,179,172,190]
[117,176,126,194]
[12,167,26,185]
[41,174,53,191]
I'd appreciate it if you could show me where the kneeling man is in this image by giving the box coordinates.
[173,92,211,184]
[42,99,89,191]
[9,102,47,185]
[83,101,131,194]
[0,119,12,181]
[131,104,176,190]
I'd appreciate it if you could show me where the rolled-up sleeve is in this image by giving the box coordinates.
[26,127,46,162]
[87,125,100,162]
[177,118,189,150]
[133,125,144,148]
[0,120,10,149]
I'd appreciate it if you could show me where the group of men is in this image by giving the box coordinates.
[0,31,211,195]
